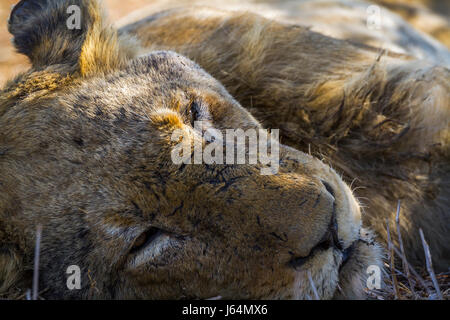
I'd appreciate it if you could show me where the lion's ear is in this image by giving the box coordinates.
[0,245,23,296]
[8,0,138,76]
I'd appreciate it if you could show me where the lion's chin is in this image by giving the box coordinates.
[333,228,384,300]
[291,228,383,300]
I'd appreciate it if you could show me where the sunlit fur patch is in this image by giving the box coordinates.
[149,109,185,130]
[79,0,139,77]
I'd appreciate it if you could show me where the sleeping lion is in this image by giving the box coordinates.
[0,0,448,299]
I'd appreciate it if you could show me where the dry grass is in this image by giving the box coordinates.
[367,263,450,300]
[366,201,449,300]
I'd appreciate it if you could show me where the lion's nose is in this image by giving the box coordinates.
[288,180,344,269]
[317,181,343,251]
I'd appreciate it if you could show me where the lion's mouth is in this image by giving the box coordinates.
[288,237,356,270]
[340,242,355,265]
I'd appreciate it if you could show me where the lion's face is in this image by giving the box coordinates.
[0,0,382,300]
[1,51,381,299]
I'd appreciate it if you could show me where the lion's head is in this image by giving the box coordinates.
[0,0,382,299]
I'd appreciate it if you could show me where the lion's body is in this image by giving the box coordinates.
[0,0,448,299]
[116,0,450,67]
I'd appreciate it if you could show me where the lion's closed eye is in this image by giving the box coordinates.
[130,227,163,254]
[127,227,187,269]
[188,100,212,127]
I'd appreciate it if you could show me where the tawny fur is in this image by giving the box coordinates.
[116,0,450,67]
[0,0,448,299]
[121,4,450,270]
[372,0,450,48]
